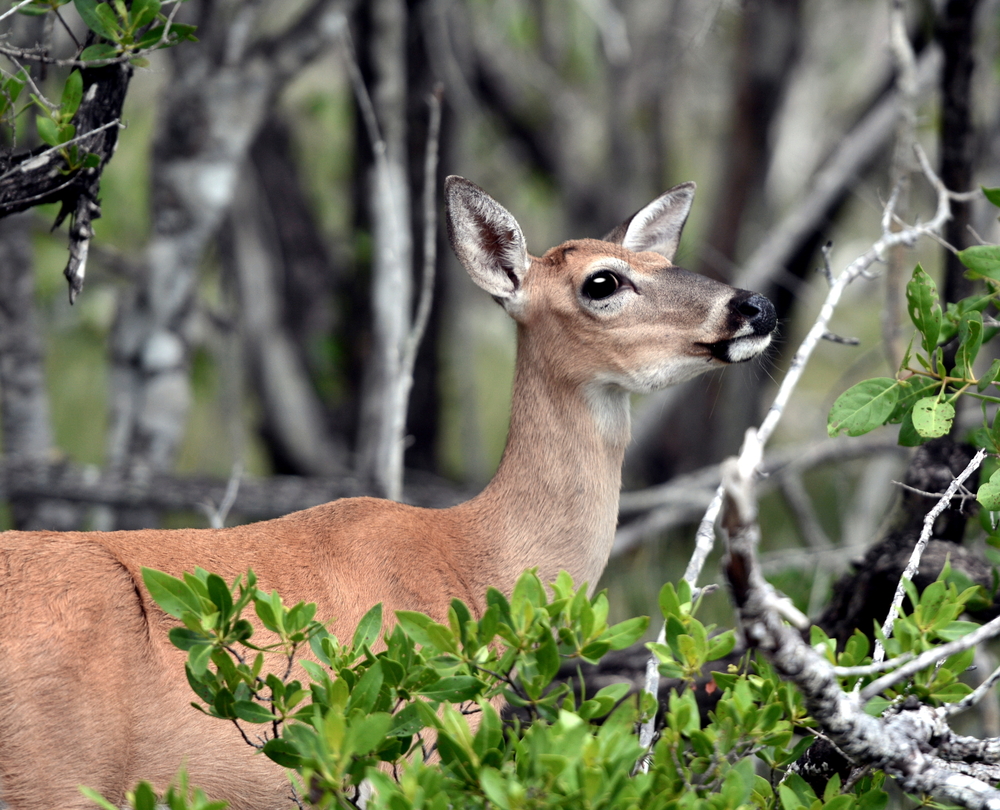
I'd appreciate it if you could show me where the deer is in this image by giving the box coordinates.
[0,176,775,809]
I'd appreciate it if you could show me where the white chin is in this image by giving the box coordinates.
[724,334,772,363]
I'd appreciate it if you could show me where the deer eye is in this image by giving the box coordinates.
[582,271,620,301]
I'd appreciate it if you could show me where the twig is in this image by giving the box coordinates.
[890,478,977,505]
[872,447,988,664]
[0,0,35,25]
[861,611,1000,701]
[0,118,124,183]
[833,654,913,677]
[397,85,443,459]
[733,46,941,293]
[199,463,244,529]
[945,661,1000,718]
[0,1,187,69]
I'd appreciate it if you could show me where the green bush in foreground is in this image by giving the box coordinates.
[95,568,1000,810]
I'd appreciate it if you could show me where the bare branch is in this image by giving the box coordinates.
[720,432,1000,810]
[873,448,987,663]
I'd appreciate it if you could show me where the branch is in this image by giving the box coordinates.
[0,458,467,518]
[721,431,1000,810]
[873,448,987,663]
[614,435,905,555]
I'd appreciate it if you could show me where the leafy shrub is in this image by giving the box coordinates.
[827,186,1000,513]
[82,568,993,810]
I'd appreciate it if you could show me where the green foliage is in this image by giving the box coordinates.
[3,1,197,175]
[828,187,1000,513]
[81,770,227,810]
[95,567,997,808]
[113,569,881,809]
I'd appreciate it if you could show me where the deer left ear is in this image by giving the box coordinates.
[603,182,696,263]
[445,175,530,304]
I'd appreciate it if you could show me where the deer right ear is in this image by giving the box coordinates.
[445,176,529,304]
[603,182,696,263]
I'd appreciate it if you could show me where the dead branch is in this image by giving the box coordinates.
[722,430,1000,810]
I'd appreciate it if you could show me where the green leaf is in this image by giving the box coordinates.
[983,186,1000,208]
[262,737,301,768]
[132,782,158,810]
[978,359,1000,392]
[389,702,424,737]
[36,115,60,147]
[978,470,1000,511]
[905,264,942,353]
[0,69,28,117]
[778,773,817,810]
[78,787,120,810]
[911,397,954,439]
[346,660,383,714]
[952,311,984,380]
[897,407,926,447]
[80,43,120,61]
[534,632,560,683]
[418,675,483,702]
[74,0,119,40]
[604,615,649,649]
[142,568,203,618]
[479,767,510,810]
[94,2,124,41]
[707,629,736,660]
[61,71,83,117]
[959,245,1000,282]
[828,378,900,437]
[935,620,979,642]
[345,712,392,756]
[187,644,213,676]
[169,627,208,651]
[232,700,275,724]
[352,603,383,652]
[57,123,76,144]
[889,375,939,423]
[129,0,160,29]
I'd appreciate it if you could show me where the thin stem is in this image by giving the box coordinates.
[872,448,987,664]
[0,117,123,183]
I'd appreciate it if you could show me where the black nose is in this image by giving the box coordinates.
[736,292,776,335]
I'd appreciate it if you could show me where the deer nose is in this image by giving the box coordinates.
[735,292,776,336]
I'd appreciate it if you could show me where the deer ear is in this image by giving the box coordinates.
[603,182,696,262]
[446,176,529,302]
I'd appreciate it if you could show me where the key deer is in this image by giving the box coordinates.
[0,176,775,809]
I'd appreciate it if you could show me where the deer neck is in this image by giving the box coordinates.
[463,329,630,596]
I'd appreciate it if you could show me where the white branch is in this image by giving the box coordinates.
[873,448,987,664]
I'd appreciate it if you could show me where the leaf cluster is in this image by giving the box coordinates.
[827,186,1000,513]
[96,571,906,810]
[2,0,197,174]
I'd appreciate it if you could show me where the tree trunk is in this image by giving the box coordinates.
[0,214,79,529]
[354,0,414,500]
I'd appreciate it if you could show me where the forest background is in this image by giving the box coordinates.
[0,0,998,635]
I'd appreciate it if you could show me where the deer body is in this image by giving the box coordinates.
[0,178,775,809]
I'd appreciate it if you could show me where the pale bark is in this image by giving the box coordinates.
[0,213,78,529]
[354,0,414,500]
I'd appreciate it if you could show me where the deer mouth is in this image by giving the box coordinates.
[699,333,773,364]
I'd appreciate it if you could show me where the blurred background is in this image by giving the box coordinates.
[1,0,998,628]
